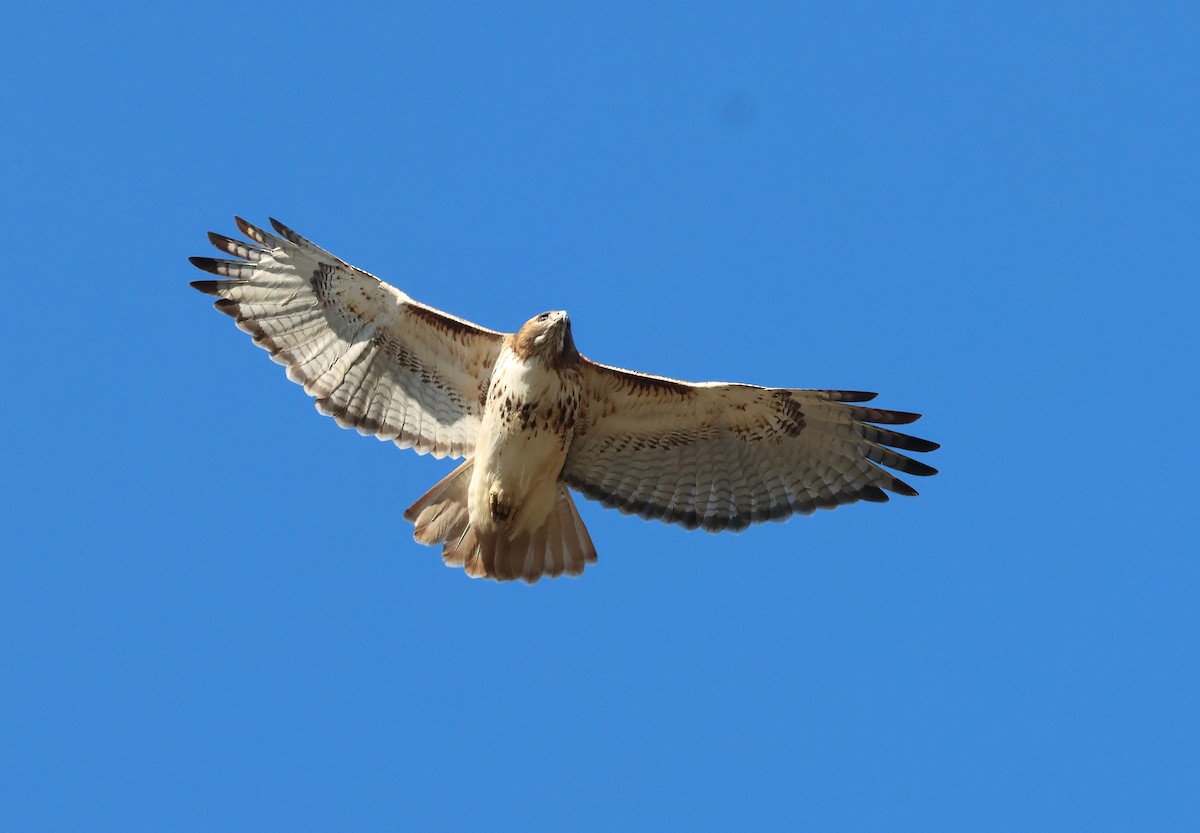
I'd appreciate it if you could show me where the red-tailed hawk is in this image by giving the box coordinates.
[191,218,938,582]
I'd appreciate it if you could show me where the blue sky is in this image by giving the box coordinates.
[2,1,1197,830]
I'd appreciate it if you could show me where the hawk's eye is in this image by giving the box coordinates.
[537,312,550,321]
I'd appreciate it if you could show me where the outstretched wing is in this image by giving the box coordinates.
[563,362,938,532]
[190,218,504,458]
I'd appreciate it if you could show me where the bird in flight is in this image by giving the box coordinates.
[191,218,938,582]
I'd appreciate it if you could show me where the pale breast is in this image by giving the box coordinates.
[468,349,582,536]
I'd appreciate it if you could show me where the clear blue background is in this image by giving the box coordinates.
[2,2,1196,830]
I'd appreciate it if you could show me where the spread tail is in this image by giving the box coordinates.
[403,461,597,583]
[404,460,474,547]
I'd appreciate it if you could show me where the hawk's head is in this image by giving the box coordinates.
[513,310,580,367]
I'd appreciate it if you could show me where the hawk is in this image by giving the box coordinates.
[191,218,938,582]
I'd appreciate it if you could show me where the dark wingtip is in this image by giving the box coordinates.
[907,460,939,477]
[234,216,267,243]
[189,256,222,274]
[909,437,941,453]
[206,231,244,252]
[269,217,308,246]
[890,479,920,497]
[841,391,878,402]
[213,298,239,316]
[858,485,890,503]
[190,279,220,296]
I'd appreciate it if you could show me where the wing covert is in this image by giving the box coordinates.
[190,218,504,458]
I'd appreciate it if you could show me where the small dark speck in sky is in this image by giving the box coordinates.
[718,90,757,127]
